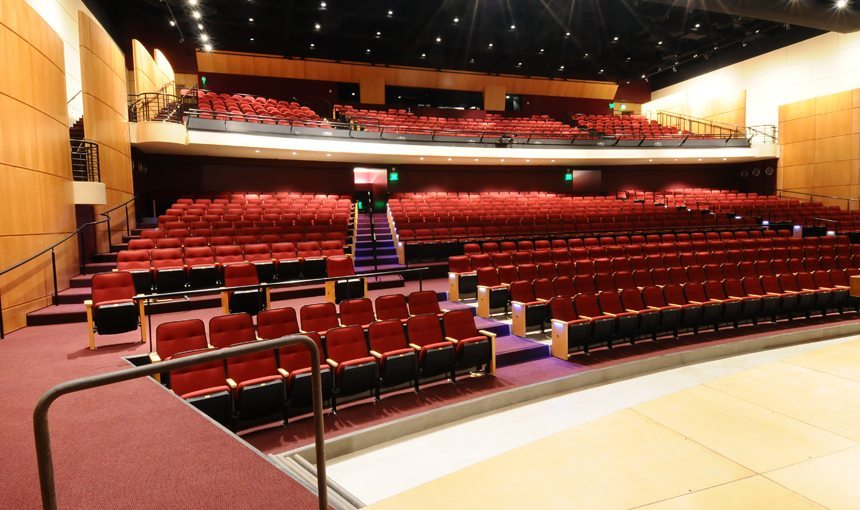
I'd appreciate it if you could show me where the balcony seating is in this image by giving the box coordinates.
[405,313,456,383]
[223,263,266,316]
[86,271,142,350]
[196,90,325,126]
[325,325,379,403]
[367,319,419,390]
[441,310,494,376]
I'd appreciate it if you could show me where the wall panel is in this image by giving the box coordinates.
[0,0,76,334]
[79,11,133,251]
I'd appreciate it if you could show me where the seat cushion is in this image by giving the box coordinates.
[336,356,377,376]
[181,385,231,400]
[453,335,488,355]
[236,374,283,391]
[418,342,454,363]
[380,348,415,368]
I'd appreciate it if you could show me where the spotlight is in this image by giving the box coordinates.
[203,43,213,51]
[320,1,327,10]
[387,9,393,18]
[169,20,175,26]
[314,23,321,30]
[836,0,848,8]
[435,36,442,43]
[191,10,201,19]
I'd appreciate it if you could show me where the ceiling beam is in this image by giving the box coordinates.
[641,0,860,33]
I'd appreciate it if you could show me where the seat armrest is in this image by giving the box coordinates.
[579,314,594,320]
[668,302,684,307]
[710,298,725,303]
[728,295,744,299]
[226,378,237,390]
[647,306,661,310]
[537,298,548,302]
[510,300,525,306]
[688,300,703,304]
[478,329,497,339]
[801,288,817,292]
[747,293,763,297]
[148,352,161,363]
[84,299,93,309]
[440,308,450,313]
[603,311,618,317]
[277,368,289,377]
[326,358,339,368]
[625,308,639,313]
[445,336,459,344]
[369,350,382,358]
[766,292,781,296]
[408,343,422,351]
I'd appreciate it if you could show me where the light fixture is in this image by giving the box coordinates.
[314,22,321,30]
[565,31,571,37]
[419,157,424,160]
[447,157,452,161]
[516,62,522,67]
[453,17,459,23]
[598,68,604,73]
[510,24,515,30]
[320,1,327,10]
[694,23,700,28]
[613,36,619,41]
[376,31,381,37]
[420,52,426,59]
[291,151,297,155]
[435,36,442,43]
[583,53,589,57]
[836,0,848,9]
[350,92,355,96]
[505,95,510,99]
[488,42,493,48]
[500,159,505,162]
[387,9,393,17]
[658,41,663,45]
[326,153,331,157]
[558,65,564,71]
[203,43,213,51]
[526,159,530,162]
[309,43,315,48]
[249,17,254,22]
[366,48,371,54]
[191,10,201,19]
[187,0,197,5]
[197,23,203,30]
[169,20,176,26]
[474,158,479,161]
[250,37,254,41]
[200,33,209,42]
[255,149,260,153]
[539,48,544,53]
[641,74,646,79]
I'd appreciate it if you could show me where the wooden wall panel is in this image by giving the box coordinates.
[778,89,860,206]
[196,51,618,100]
[79,11,133,251]
[0,0,76,335]
[484,84,506,111]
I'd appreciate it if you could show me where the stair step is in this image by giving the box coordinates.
[494,335,550,367]
[92,252,118,263]
[83,262,116,275]
[26,304,87,326]
[70,274,95,288]
[354,254,399,265]
[111,243,128,252]
[355,263,407,273]
[57,287,92,305]
[355,247,396,257]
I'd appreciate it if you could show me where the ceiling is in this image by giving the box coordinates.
[86,0,844,90]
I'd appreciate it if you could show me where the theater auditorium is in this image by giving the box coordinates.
[3,0,860,508]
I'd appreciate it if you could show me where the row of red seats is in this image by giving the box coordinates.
[547,271,852,357]
[116,242,348,293]
[194,89,326,126]
[154,294,492,427]
[140,229,348,245]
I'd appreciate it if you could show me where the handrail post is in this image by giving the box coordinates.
[50,249,58,306]
[0,290,5,339]
[105,213,113,253]
[125,204,130,237]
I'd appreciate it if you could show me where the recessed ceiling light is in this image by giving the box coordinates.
[488,42,493,48]
[326,153,331,157]
[453,17,459,23]
[187,0,197,5]
[551,160,556,163]
[836,0,848,8]
[584,53,589,57]
[255,149,260,153]
[200,34,209,42]
[510,24,515,30]
[169,20,175,26]
[649,159,653,162]
[474,158,479,161]
[309,43,315,48]
[558,65,564,71]
[500,159,505,162]
[694,23,701,28]
[599,68,604,73]
[658,41,663,45]
[351,92,355,96]
[314,23,321,30]
[197,23,203,30]
[191,10,201,19]
[376,31,381,37]
[447,157,452,161]
[387,9,393,17]
[420,52,426,59]
[526,159,530,162]
[436,36,442,43]
[203,43,213,52]
[613,36,619,41]
[539,48,544,53]
[641,74,646,79]
[565,31,571,37]
[419,157,424,160]
[320,1,327,9]
[250,37,254,41]
[505,95,510,99]
[469,58,475,64]
[292,151,297,155]
[516,62,522,67]
[366,48,371,54]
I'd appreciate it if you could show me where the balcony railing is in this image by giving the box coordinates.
[128,92,186,123]
[70,139,99,182]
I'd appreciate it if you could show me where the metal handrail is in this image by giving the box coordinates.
[100,195,138,252]
[33,335,328,510]
[70,139,100,182]
[183,109,748,146]
[128,92,185,123]
[0,219,109,339]
[656,110,778,144]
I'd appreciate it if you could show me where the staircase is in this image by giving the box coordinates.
[353,212,402,273]
[69,117,84,139]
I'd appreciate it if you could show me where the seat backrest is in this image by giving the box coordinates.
[151,248,183,268]
[339,298,375,326]
[278,331,323,372]
[155,319,208,360]
[723,278,746,297]
[368,319,409,354]
[549,296,577,321]
[477,267,500,287]
[406,313,444,347]
[598,290,625,314]
[300,302,339,333]
[271,242,297,259]
[553,276,575,297]
[573,293,602,317]
[704,280,728,300]
[509,280,536,302]
[117,250,151,270]
[642,286,667,307]
[208,312,256,348]
[533,278,555,300]
[215,245,243,262]
[184,246,214,265]
[91,272,136,304]
[224,263,259,287]
[168,349,227,397]
[374,294,409,321]
[407,290,441,315]
[778,273,800,291]
[325,325,369,362]
[662,283,688,305]
[327,255,355,277]
[243,243,271,261]
[518,264,538,281]
[620,288,646,310]
[449,256,471,273]
[127,239,155,251]
[684,282,709,302]
[442,309,480,340]
[257,307,299,339]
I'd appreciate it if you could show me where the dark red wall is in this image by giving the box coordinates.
[389,165,573,194]
[614,81,652,104]
[520,95,610,118]
[599,160,777,195]
[134,155,356,207]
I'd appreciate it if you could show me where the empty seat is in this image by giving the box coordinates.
[368,319,419,390]
[151,248,186,293]
[573,293,616,349]
[86,272,141,350]
[271,242,300,281]
[620,288,661,340]
[405,313,455,381]
[374,294,410,321]
[169,348,234,427]
[548,296,595,357]
[662,283,705,334]
[326,256,364,303]
[407,291,442,317]
[442,309,493,375]
[184,246,219,288]
[509,280,546,336]
[243,244,276,282]
[223,263,266,316]
[597,291,639,343]
[476,267,509,317]
[152,319,208,364]
[300,302,339,334]
[641,286,682,337]
[116,250,152,294]
[325,326,379,403]
[339,298,376,327]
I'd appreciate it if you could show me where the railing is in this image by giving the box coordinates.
[100,195,138,252]
[33,335,328,510]
[0,219,108,339]
[657,110,747,138]
[184,109,750,147]
[70,139,100,182]
[128,92,185,123]
[778,189,860,212]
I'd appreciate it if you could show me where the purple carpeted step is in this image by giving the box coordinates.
[83,262,117,275]
[355,263,406,273]
[439,300,477,313]
[70,274,95,288]
[494,335,550,367]
[26,304,87,326]
[355,247,396,256]
[57,287,92,305]
[474,316,511,337]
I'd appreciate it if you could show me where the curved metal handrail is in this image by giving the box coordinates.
[99,195,138,252]
[33,335,328,510]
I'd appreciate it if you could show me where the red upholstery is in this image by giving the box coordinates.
[91,272,136,305]
[223,263,259,287]
[374,294,410,321]
[300,302,339,333]
[407,291,441,316]
[325,326,375,376]
[155,319,208,360]
[339,298,376,327]
[208,312,256,349]
[326,256,355,277]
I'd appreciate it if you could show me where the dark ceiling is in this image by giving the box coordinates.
[85,0,845,90]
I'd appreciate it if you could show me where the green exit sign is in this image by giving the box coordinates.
[389,171,399,182]
[565,171,573,181]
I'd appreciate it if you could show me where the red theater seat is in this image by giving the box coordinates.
[325,325,379,403]
[368,319,418,390]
